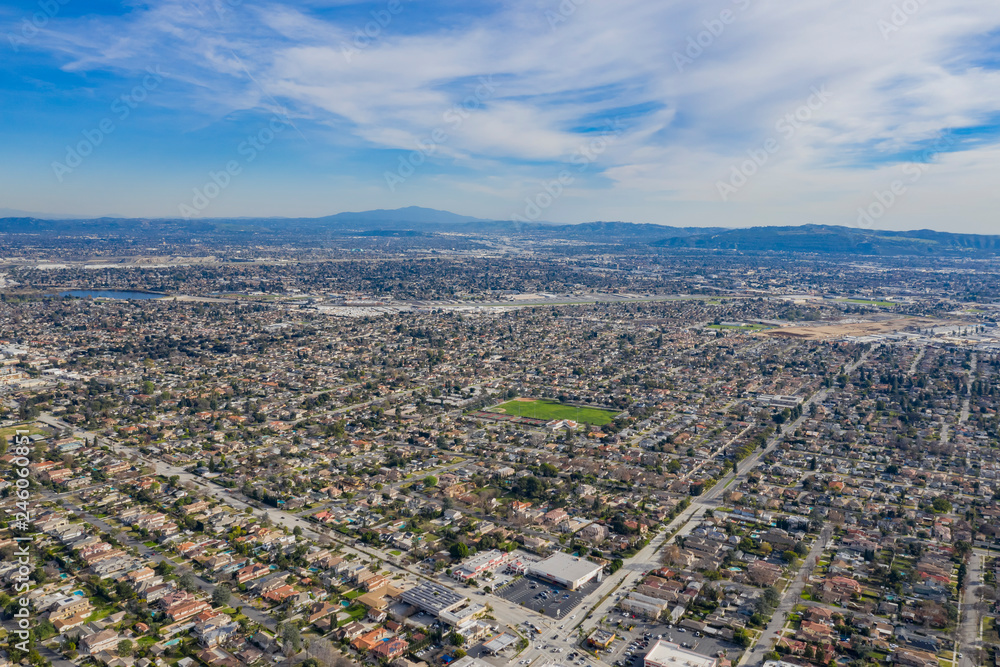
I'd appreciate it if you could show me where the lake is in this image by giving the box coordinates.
[58,290,165,300]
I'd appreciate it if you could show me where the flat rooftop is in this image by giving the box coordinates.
[644,641,717,667]
[529,552,604,583]
[399,581,467,615]
[482,632,519,654]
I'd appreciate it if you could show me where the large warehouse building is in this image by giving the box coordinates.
[527,552,604,590]
[644,641,717,667]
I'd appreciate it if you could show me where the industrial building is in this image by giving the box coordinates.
[527,552,604,590]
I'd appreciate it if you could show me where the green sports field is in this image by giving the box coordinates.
[488,398,620,425]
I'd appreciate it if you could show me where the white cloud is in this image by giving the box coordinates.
[21,0,1000,227]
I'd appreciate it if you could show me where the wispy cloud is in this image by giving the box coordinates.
[4,0,1000,228]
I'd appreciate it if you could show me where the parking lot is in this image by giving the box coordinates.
[496,575,602,619]
[602,615,743,665]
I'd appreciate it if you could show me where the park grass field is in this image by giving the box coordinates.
[488,398,620,425]
[0,423,48,442]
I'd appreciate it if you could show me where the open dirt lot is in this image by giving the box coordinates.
[756,317,966,341]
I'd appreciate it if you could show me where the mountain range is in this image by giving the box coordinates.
[2,207,998,255]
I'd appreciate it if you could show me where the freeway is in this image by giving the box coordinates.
[400,294,743,311]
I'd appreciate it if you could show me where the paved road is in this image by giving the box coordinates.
[739,525,833,666]
[51,497,277,630]
[907,347,926,375]
[699,347,872,507]
[959,352,977,425]
[502,348,875,662]
[26,346,872,666]
[37,644,78,667]
[958,551,985,667]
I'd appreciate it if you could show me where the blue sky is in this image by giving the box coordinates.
[2,0,1000,231]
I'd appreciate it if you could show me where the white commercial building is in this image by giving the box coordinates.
[451,549,507,582]
[527,552,604,590]
[644,641,717,667]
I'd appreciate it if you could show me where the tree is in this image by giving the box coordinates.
[449,632,466,646]
[450,542,469,559]
[424,475,438,488]
[212,583,232,607]
[178,571,197,591]
[305,638,341,667]
[539,463,559,477]
[763,587,781,608]
[117,640,134,657]
[932,497,952,513]
[661,544,683,567]
[281,623,302,654]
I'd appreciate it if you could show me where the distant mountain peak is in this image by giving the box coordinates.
[321,207,490,225]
